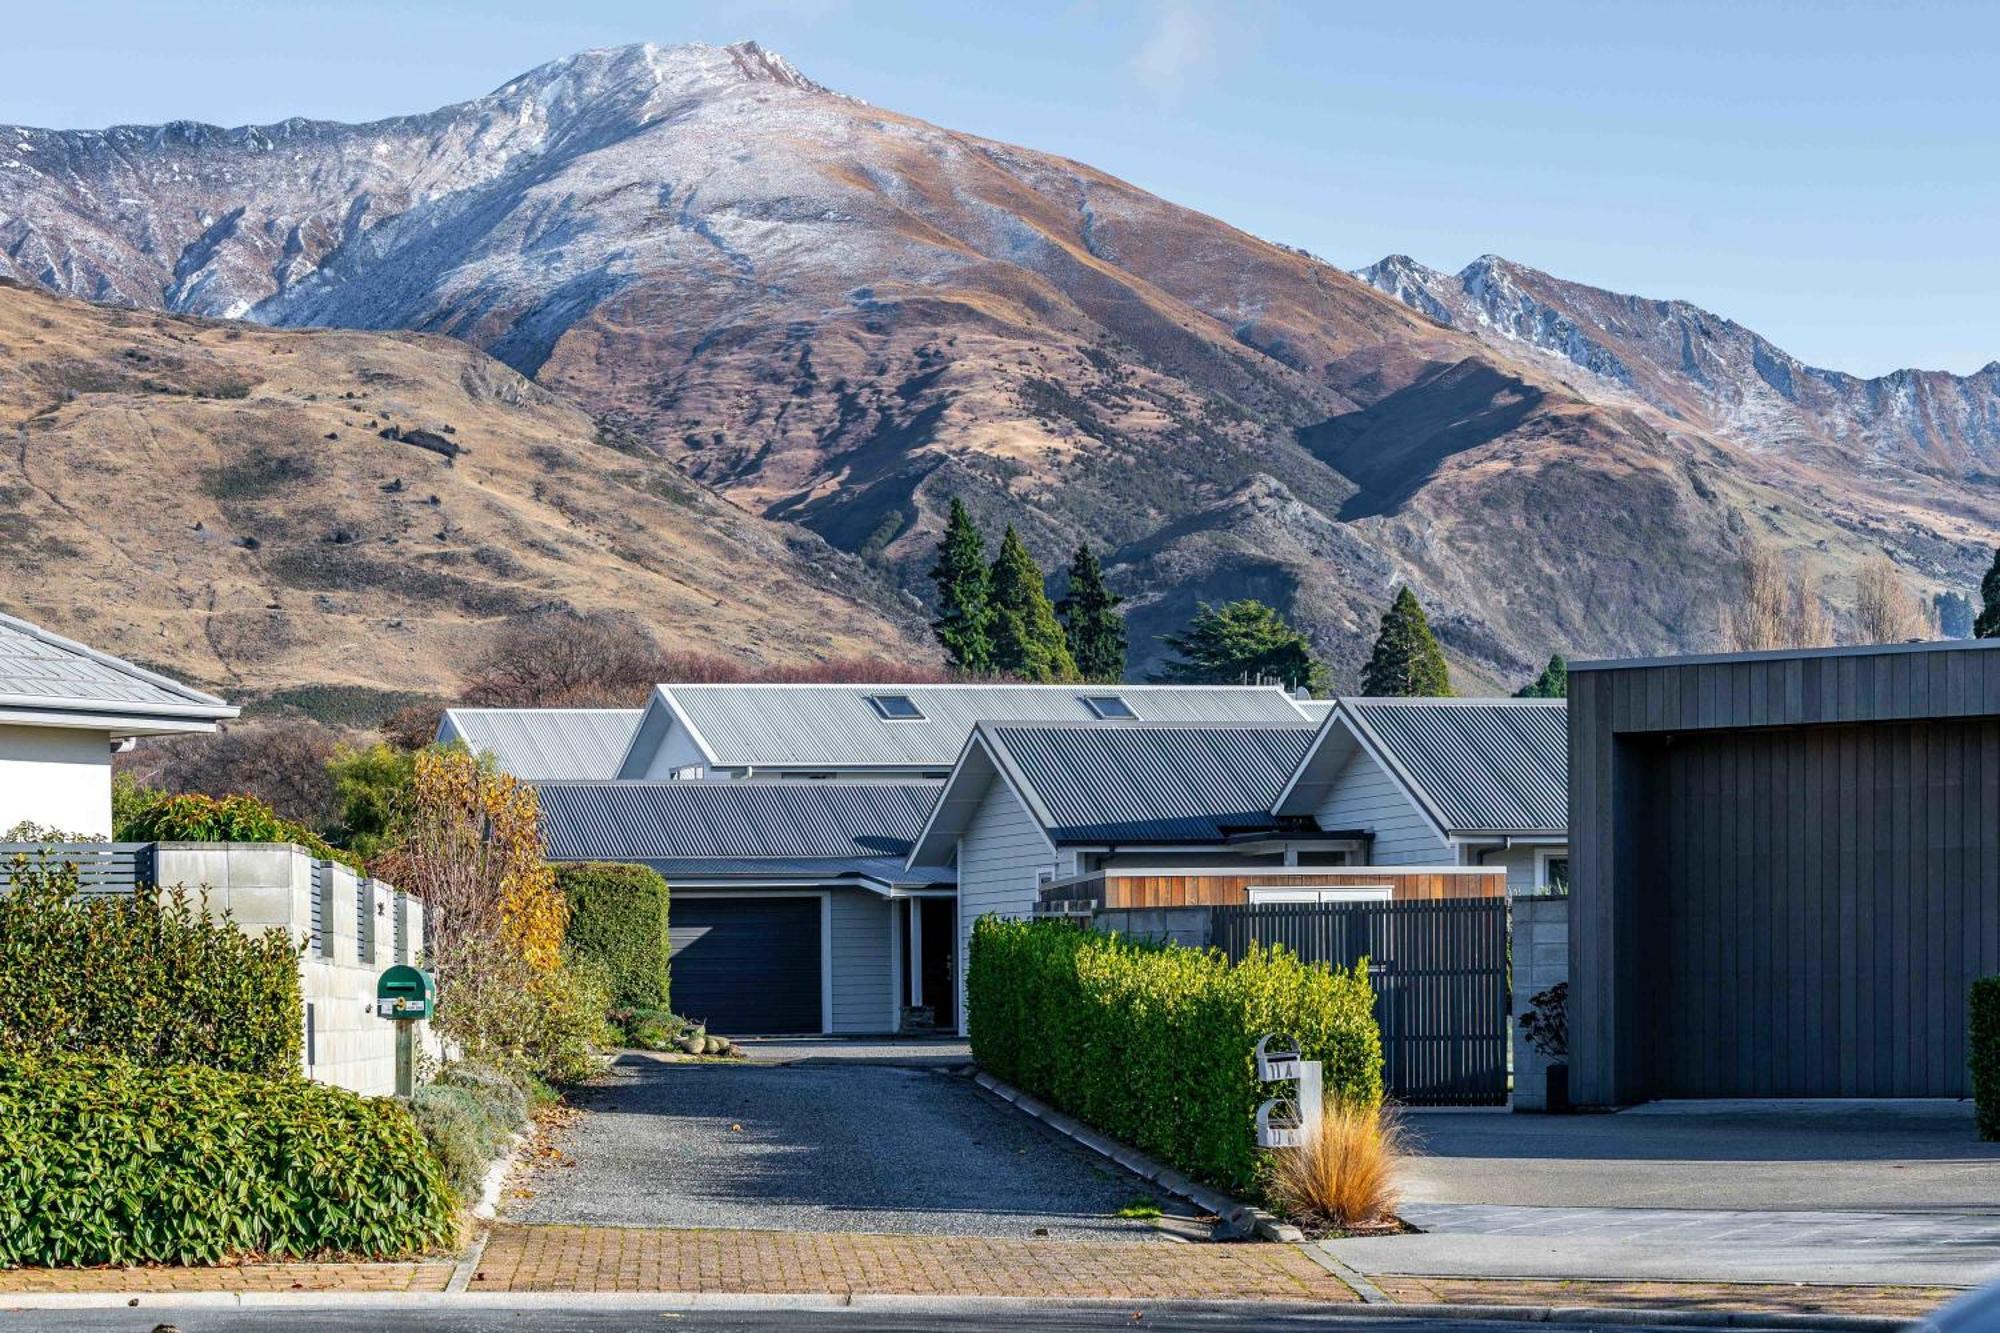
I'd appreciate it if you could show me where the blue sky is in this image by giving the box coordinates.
[5,0,1993,377]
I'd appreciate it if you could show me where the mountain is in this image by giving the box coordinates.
[2,41,1995,688]
[0,277,925,700]
[1357,254,2000,474]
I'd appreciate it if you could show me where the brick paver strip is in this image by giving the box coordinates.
[0,1262,455,1294]
[473,1225,1355,1301]
[1375,1275,1957,1320]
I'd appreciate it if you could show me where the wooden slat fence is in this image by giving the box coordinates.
[1214,898,1510,1106]
[0,842,156,896]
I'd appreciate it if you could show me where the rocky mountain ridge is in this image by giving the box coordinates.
[2,41,1995,689]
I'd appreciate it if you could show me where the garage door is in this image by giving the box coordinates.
[1645,720,1997,1098]
[669,897,822,1035]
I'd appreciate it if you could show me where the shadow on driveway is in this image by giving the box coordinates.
[514,1052,1198,1240]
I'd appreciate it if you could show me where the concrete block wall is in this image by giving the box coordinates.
[154,843,435,1097]
[1088,906,1216,949]
[1511,893,1570,1111]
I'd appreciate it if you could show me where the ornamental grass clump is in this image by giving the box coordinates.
[1264,1094,1407,1232]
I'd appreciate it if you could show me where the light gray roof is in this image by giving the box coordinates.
[439,708,641,780]
[0,612,235,728]
[987,722,1317,843]
[1341,699,1567,834]
[537,780,950,887]
[620,683,1314,775]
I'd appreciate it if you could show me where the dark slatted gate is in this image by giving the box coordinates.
[1214,898,1510,1106]
[0,842,156,896]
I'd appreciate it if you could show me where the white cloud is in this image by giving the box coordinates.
[1130,1,1216,92]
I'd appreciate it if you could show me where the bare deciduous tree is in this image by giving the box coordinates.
[463,610,664,707]
[1853,555,1932,645]
[1725,540,1833,652]
[117,718,342,830]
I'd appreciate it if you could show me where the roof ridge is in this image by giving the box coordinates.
[0,610,234,713]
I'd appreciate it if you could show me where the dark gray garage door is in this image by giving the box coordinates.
[1644,720,1999,1098]
[669,896,822,1035]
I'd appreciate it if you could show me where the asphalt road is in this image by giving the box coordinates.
[513,1052,1199,1238]
[0,1305,1782,1333]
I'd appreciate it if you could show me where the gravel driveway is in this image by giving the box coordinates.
[515,1051,1196,1240]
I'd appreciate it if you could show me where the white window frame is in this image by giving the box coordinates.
[1247,884,1393,905]
[1535,848,1571,893]
[1082,694,1139,720]
[867,694,926,721]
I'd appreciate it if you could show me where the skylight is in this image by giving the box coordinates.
[868,694,926,720]
[1083,695,1138,720]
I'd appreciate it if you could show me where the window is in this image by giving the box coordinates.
[671,765,705,779]
[1248,885,1393,905]
[1083,695,1138,719]
[868,694,926,720]
[1536,850,1570,894]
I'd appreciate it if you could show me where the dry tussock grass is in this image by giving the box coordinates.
[1264,1096,1407,1231]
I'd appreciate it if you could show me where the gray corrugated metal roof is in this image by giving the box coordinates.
[0,612,234,719]
[651,684,1314,769]
[538,780,946,884]
[986,722,1316,843]
[440,709,641,780]
[1343,699,1566,833]
[621,856,950,887]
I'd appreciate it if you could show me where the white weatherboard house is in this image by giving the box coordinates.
[436,707,643,780]
[1274,698,1569,894]
[0,613,236,834]
[612,683,1317,780]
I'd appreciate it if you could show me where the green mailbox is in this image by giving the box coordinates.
[375,965,435,1021]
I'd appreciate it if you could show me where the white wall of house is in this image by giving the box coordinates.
[953,773,1065,1033]
[1470,843,1570,895]
[0,724,114,836]
[829,889,893,1034]
[1310,747,1451,865]
[636,725,717,779]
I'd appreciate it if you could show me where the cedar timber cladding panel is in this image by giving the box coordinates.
[1098,870,1504,908]
[1569,641,2000,1105]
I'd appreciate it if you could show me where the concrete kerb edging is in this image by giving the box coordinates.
[969,1069,1304,1243]
[0,1291,1912,1327]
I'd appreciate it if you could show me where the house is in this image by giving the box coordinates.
[611,683,1317,780]
[537,780,952,1035]
[1274,698,1569,894]
[907,720,1507,1032]
[436,707,642,780]
[1568,639,2000,1104]
[0,613,236,835]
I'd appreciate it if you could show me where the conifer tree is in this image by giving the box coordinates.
[1056,545,1127,684]
[1156,600,1328,694]
[1516,652,1568,699]
[927,499,991,672]
[1977,547,2000,639]
[987,526,1078,682]
[1360,586,1454,696]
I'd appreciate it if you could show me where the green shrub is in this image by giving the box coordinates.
[408,1084,510,1202]
[626,1008,684,1052]
[0,1051,454,1265]
[0,854,302,1076]
[968,917,1382,1192]
[434,1061,530,1130]
[1974,975,2000,1141]
[117,789,364,872]
[431,945,611,1088]
[528,954,615,1086]
[557,862,670,1010]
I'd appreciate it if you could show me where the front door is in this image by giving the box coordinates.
[920,898,955,1031]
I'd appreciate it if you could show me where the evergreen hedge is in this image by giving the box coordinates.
[1973,975,2000,1141]
[967,917,1382,1191]
[0,1051,456,1265]
[0,854,302,1077]
[558,863,670,1011]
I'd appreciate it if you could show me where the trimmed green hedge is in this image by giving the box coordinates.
[968,917,1382,1191]
[558,862,670,1011]
[0,854,302,1076]
[0,1051,455,1265]
[117,790,365,873]
[1974,975,2000,1142]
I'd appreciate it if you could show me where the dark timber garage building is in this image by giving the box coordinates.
[1570,639,2000,1104]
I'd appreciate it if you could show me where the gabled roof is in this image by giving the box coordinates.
[616,682,1315,777]
[0,612,236,734]
[909,721,1316,862]
[438,708,641,780]
[537,780,951,889]
[1276,698,1566,835]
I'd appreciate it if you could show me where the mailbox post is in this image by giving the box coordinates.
[1253,1032,1323,1150]
[375,965,436,1098]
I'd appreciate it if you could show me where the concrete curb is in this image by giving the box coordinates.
[0,1291,1912,1326]
[971,1069,1303,1242]
[469,1128,530,1222]
[1297,1242,1394,1304]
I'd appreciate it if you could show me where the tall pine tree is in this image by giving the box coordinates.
[927,499,991,672]
[987,526,1078,682]
[1516,652,1568,699]
[1056,545,1127,684]
[1360,586,1454,696]
[1977,547,2000,639]
[1155,600,1328,694]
